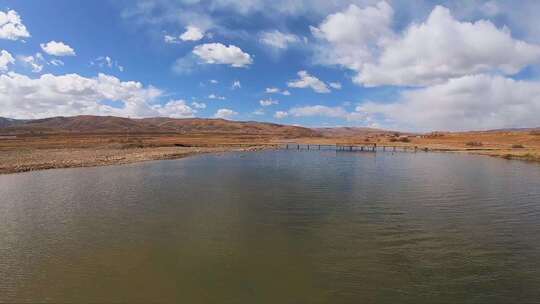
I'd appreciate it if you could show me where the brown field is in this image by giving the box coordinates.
[0,133,284,174]
[293,129,540,163]
[1,115,539,174]
[1,129,539,174]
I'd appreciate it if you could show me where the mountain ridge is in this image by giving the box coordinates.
[0,115,319,137]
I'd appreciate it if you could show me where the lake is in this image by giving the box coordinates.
[1,150,540,303]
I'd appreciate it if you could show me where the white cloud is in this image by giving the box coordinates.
[180,25,205,41]
[277,105,367,122]
[0,10,30,41]
[266,87,291,95]
[210,79,219,84]
[253,109,265,115]
[289,105,348,118]
[0,72,168,119]
[154,99,196,118]
[40,41,76,57]
[49,59,64,66]
[18,53,44,73]
[311,2,394,71]
[259,98,278,107]
[274,111,288,119]
[193,43,253,67]
[358,74,540,131]
[214,108,237,119]
[329,82,342,89]
[0,50,14,72]
[287,70,330,93]
[164,34,179,44]
[259,30,299,49]
[191,101,207,109]
[232,80,241,89]
[208,94,225,100]
[358,6,540,86]
[312,3,540,87]
[91,56,124,72]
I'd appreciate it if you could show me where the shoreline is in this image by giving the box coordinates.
[2,143,538,175]
[0,145,274,175]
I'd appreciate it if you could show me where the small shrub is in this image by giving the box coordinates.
[466,141,483,147]
[530,130,540,136]
[389,137,398,142]
[398,137,411,143]
[512,144,525,149]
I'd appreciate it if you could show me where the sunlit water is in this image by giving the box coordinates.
[1,150,540,303]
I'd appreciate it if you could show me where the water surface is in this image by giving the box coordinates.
[1,151,540,303]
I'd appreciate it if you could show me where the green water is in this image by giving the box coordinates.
[1,151,540,303]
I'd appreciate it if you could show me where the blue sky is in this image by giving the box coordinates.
[1,0,540,131]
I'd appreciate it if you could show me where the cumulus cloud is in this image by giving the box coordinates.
[191,101,207,109]
[259,30,299,49]
[214,108,237,119]
[193,43,253,67]
[153,99,196,118]
[359,6,540,86]
[274,111,288,119]
[311,2,394,71]
[313,2,540,87]
[266,87,291,95]
[180,25,205,41]
[208,94,225,100]
[0,72,169,119]
[259,98,278,107]
[287,70,330,93]
[0,10,30,41]
[40,41,76,56]
[358,74,540,131]
[0,50,14,72]
[329,82,342,89]
[18,53,45,73]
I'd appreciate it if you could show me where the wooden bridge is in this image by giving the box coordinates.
[282,143,427,153]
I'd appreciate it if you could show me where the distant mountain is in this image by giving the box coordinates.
[0,115,319,138]
[314,127,395,137]
[0,117,27,128]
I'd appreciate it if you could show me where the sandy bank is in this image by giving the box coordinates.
[0,145,272,174]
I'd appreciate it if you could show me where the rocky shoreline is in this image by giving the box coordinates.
[0,145,272,175]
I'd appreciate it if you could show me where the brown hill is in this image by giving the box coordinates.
[314,127,396,137]
[0,115,319,137]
